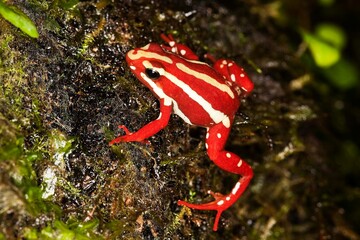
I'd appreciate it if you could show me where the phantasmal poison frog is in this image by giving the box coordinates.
[110,34,254,231]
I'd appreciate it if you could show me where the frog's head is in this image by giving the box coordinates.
[126,43,174,93]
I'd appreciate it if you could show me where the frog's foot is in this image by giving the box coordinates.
[178,190,235,231]
[109,125,150,145]
[109,125,133,145]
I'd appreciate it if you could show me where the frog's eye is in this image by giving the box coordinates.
[145,68,161,80]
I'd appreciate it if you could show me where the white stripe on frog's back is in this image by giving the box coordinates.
[140,71,173,106]
[164,70,231,127]
[127,47,173,64]
[138,61,173,107]
[175,62,235,99]
[142,60,231,128]
[138,61,192,124]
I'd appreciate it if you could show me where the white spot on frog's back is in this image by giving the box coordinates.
[180,49,186,55]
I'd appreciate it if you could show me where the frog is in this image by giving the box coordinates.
[110,34,254,231]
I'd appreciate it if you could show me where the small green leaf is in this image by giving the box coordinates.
[315,23,346,50]
[302,30,340,67]
[0,0,39,38]
[301,23,346,68]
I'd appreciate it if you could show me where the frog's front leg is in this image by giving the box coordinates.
[160,34,199,61]
[178,122,253,231]
[109,98,172,145]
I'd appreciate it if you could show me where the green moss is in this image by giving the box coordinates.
[23,219,102,240]
[0,30,61,237]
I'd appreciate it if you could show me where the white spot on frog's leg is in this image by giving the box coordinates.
[169,41,175,47]
[130,65,136,70]
[232,182,241,195]
[230,74,236,82]
[222,60,227,65]
[206,132,209,139]
[157,112,162,120]
[171,47,177,53]
[228,63,233,67]
[240,73,245,78]
[180,49,186,55]
[217,200,224,206]
[226,153,231,158]
[220,64,224,68]
[226,196,231,201]
[237,159,243,167]
[217,133,221,138]
[205,143,209,149]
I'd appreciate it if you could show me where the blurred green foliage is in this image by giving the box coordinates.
[0,0,38,38]
[301,24,344,68]
[301,22,358,89]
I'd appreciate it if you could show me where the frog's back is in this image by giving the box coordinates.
[160,56,240,127]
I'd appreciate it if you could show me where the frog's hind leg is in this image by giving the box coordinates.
[178,123,253,231]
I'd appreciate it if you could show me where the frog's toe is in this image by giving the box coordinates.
[178,199,227,231]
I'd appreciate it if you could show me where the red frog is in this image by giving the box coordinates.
[110,34,254,231]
